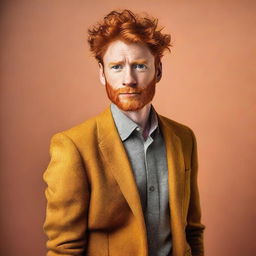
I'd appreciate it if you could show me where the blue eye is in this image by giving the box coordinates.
[134,64,147,70]
[111,65,122,70]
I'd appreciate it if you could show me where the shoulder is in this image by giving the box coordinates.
[50,110,104,147]
[63,115,98,140]
[158,114,198,167]
[157,114,196,146]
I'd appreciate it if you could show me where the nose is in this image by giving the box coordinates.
[122,66,137,87]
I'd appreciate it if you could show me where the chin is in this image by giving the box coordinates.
[105,78,156,112]
[115,98,151,112]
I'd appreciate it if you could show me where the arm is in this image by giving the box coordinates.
[186,129,206,256]
[43,132,90,256]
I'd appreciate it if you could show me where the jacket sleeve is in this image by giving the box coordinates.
[185,129,206,256]
[43,132,90,256]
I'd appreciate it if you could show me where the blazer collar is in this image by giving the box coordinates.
[96,104,186,256]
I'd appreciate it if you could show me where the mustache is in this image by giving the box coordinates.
[117,88,142,94]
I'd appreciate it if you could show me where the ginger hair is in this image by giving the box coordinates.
[87,9,172,65]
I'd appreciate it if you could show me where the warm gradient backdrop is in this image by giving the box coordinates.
[0,1,255,255]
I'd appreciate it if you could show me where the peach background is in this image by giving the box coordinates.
[0,1,255,255]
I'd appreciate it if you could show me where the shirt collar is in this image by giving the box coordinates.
[110,103,159,141]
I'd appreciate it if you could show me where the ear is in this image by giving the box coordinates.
[98,62,106,86]
[155,61,162,83]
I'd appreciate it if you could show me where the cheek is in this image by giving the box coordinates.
[105,72,120,89]
[139,72,155,85]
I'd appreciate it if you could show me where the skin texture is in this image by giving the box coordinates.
[99,40,162,137]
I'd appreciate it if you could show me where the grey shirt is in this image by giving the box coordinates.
[110,103,172,256]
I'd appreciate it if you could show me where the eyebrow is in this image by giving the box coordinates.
[108,62,121,67]
[108,59,148,67]
[132,59,148,64]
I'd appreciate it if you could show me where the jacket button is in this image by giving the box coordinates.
[149,186,155,192]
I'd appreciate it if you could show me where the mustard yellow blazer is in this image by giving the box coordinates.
[43,105,205,256]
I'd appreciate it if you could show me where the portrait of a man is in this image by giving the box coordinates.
[43,9,205,256]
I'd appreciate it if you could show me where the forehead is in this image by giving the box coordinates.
[102,40,154,63]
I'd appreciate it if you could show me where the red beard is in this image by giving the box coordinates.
[105,77,156,111]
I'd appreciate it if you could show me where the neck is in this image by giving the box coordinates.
[119,102,152,133]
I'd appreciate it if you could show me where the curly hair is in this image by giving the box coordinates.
[87,9,172,65]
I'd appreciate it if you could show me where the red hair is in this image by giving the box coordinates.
[87,9,172,64]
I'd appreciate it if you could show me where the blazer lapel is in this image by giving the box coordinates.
[158,114,187,256]
[96,105,148,255]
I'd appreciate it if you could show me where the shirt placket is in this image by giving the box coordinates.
[142,134,160,255]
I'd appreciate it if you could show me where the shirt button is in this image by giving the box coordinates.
[136,127,140,131]
[149,186,155,192]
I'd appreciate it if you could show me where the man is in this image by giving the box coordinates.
[43,9,205,256]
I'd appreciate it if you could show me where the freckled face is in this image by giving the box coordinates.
[100,40,158,111]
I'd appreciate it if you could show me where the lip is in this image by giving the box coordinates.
[119,93,140,95]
